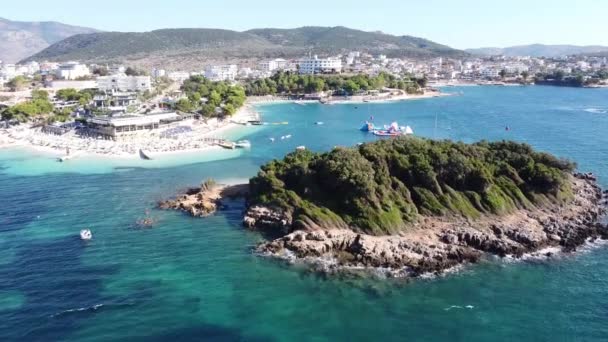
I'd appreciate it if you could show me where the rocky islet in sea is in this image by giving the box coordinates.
[163,137,608,277]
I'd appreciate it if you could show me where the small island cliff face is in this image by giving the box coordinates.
[243,138,607,276]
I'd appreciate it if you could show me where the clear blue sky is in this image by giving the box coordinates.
[3,0,607,49]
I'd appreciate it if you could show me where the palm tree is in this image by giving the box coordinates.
[499,69,507,80]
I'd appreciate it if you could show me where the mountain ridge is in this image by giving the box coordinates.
[22,26,466,68]
[466,44,608,57]
[0,17,98,63]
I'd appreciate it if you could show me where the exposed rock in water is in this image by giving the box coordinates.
[252,176,608,277]
[243,206,293,233]
[158,182,249,217]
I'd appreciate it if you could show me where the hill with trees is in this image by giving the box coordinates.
[23,26,465,67]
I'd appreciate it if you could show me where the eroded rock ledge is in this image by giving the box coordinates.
[158,181,248,217]
[248,175,608,277]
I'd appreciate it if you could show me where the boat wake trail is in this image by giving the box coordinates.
[583,108,607,114]
[444,305,475,311]
[50,301,137,318]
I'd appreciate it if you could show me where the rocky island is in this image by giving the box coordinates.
[243,138,608,276]
[161,138,607,277]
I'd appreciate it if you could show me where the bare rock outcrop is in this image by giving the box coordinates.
[253,176,608,277]
[159,182,249,217]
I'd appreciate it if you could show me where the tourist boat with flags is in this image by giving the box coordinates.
[371,122,414,137]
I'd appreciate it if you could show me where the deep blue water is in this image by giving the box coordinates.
[1,86,608,341]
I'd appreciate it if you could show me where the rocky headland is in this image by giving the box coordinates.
[158,180,248,217]
[248,174,607,276]
[242,138,608,277]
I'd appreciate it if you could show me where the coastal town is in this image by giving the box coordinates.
[1,51,607,158]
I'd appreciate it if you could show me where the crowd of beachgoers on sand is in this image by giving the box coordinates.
[0,90,446,158]
[0,105,259,157]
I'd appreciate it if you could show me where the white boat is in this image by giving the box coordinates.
[280,136,285,140]
[285,135,292,139]
[269,137,275,142]
[235,140,251,148]
[315,121,324,125]
[80,229,92,240]
[296,146,306,151]
[218,141,236,149]
[139,149,153,160]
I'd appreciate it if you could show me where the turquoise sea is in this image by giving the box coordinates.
[1,86,608,341]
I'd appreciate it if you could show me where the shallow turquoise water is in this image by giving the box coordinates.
[1,86,608,341]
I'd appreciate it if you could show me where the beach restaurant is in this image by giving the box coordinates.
[86,112,193,138]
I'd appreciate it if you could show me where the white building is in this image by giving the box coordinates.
[48,80,98,90]
[56,62,91,80]
[204,65,238,81]
[480,68,500,78]
[259,58,290,72]
[168,71,191,83]
[152,69,166,78]
[297,56,342,74]
[97,74,152,92]
[0,64,18,82]
[109,65,126,74]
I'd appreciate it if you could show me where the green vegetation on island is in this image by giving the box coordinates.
[249,138,576,235]
[179,75,247,116]
[244,71,426,96]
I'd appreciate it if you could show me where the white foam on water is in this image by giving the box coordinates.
[583,108,607,114]
[444,305,475,311]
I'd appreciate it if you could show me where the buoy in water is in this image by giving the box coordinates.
[80,229,92,240]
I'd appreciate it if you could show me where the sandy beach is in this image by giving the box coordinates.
[0,89,446,159]
[0,104,259,159]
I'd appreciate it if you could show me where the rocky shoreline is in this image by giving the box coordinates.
[246,174,608,277]
[158,181,248,217]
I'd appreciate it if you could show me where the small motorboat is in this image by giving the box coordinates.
[296,146,306,151]
[80,229,92,240]
[235,140,251,148]
[373,130,402,137]
[139,149,153,160]
[285,135,292,139]
[280,136,285,140]
[315,121,324,125]
[218,141,236,149]
[269,137,275,142]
